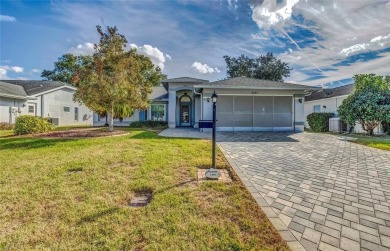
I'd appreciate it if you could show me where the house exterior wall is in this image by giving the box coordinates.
[0,97,27,123]
[304,95,384,134]
[42,88,93,126]
[304,95,348,127]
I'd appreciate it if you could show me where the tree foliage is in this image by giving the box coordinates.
[41,54,92,83]
[338,74,390,136]
[223,53,292,82]
[70,25,164,131]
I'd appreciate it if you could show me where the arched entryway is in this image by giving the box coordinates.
[179,93,192,127]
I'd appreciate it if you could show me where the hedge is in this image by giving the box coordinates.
[129,120,168,129]
[14,115,54,135]
[306,112,334,132]
[382,122,390,135]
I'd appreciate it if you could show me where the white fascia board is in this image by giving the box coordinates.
[304,94,349,103]
[32,85,77,97]
[0,93,37,100]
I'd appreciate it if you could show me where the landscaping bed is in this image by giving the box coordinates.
[0,128,288,250]
[37,128,128,138]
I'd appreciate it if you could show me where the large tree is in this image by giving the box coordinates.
[223,53,292,82]
[42,54,92,83]
[338,74,390,136]
[71,25,164,131]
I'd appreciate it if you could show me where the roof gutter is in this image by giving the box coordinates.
[0,93,37,100]
[194,85,321,91]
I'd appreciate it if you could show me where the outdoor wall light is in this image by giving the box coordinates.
[298,98,303,103]
[323,105,327,109]
[211,92,218,103]
[206,97,210,102]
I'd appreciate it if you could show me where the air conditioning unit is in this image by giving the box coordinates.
[9,107,21,114]
[329,117,348,132]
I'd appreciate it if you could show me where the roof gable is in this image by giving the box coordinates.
[0,81,28,98]
[196,77,320,90]
[0,80,69,96]
[305,84,354,102]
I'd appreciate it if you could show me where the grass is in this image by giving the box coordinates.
[0,128,288,250]
[351,134,390,151]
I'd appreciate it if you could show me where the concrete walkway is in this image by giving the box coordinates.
[218,132,390,251]
[158,128,211,139]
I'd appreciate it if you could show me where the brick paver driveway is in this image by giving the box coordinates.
[217,132,390,251]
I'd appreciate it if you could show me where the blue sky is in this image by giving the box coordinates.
[1,0,390,87]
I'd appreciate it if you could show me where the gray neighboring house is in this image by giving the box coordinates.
[304,84,384,133]
[101,76,320,132]
[0,80,93,126]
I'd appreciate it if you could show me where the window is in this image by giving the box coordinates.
[151,104,165,121]
[64,107,70,112]
[74,107,79,121]
[28,105,35,114]
[313,105,321,113]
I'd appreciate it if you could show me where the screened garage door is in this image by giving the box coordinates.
[216,96,293,131]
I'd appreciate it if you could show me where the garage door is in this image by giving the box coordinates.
[216,96,293,131]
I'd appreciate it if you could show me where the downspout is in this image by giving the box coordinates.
[40,94,44,117]
[293,94,296,132]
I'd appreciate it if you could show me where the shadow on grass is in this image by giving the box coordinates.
[154,178,197,195]
[77,207,120,225]
[0,137,79,150]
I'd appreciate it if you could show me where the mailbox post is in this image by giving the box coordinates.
[205,91,221,180]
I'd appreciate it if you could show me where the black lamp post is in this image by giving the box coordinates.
[205,91,221,180]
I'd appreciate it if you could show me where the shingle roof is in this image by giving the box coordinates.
[195,77,320,90]
[149,86,168,100]
[0,80,69,96]
[305,84,354,102]
[0,81,29,98]
[161,77,208,83]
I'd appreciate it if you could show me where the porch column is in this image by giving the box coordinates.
[168,90,176,128]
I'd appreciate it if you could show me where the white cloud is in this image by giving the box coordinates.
[191,62,219,74]
[130,44,169,70]
[69,42,95,55]
[31,69,40,73]
[0,68,7,79]
[251,0,390,86]
[0,15,16,22]
[251,0,300,28]
[0,65,24,79]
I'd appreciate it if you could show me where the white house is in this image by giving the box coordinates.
[100,77,320,132]
[0,80,93,126]
[304,84,384,134]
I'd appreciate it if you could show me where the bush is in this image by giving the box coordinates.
[382,122,390,135]
[129,120,168,129]
[0,122,14,130]
[14,115,54,135]
[306,112,334,132]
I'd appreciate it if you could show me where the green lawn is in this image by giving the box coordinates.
[352,134,390,151]
[0,129,288,250]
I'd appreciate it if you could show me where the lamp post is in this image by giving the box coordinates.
[205,91,221,180]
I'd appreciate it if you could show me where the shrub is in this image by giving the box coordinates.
[0,122,14,130]
[129,120,168,129]
[14,115,54,135]
[382,122,390,135]
[306,112,334,132]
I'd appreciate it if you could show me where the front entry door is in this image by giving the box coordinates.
[180,104,190,126]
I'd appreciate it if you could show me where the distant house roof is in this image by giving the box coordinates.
[161,77,208,83]
[149,86,168,101]
[0,81,30,99]
[305,84,354,102]
[195,77,320,90]
[0,80,72,96]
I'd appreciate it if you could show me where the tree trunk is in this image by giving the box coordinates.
[108,103,114,132]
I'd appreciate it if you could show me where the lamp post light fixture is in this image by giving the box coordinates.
[205,91,221,180]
